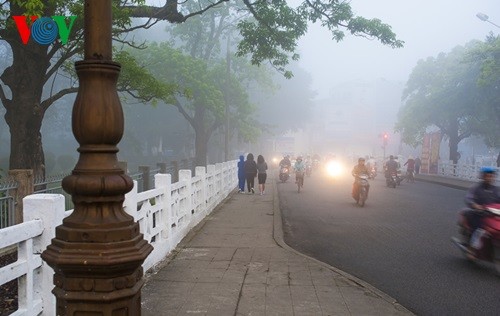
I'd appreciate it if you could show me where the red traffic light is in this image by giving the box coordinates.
[383,133,388,139]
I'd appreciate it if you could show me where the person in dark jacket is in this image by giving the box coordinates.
[414,157,421,174]
[463,167,500,255]
[237,155,245,193]
[256,155,268,195]
[244,153,257,194]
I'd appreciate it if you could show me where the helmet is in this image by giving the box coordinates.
[389,155,394,159]
[480,166,497,174]
[358,157,365,162]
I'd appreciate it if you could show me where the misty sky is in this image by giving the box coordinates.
[297,0,500,99]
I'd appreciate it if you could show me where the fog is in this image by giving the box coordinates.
[298,0,500,99]
[273,0,500,162]
[1,1,499,176]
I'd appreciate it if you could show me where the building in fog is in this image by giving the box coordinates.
[307,78,404,158]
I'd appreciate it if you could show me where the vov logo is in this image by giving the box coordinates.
[12,16,77,45]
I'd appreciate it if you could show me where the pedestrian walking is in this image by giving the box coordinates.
[244,153,257,194]
[414,156,421,175]
[256,155,268,195]
[237,155,245,193]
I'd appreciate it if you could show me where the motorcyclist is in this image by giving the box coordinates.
[463,167,500,253]
[279,155,291,169]
[294,156,306,185]
[352,157,370,201]
[385,155,398,178]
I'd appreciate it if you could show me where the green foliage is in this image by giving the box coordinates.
[464,34,500,147]
[132,42,225,116]
[237,0,307,78]
[11,0,45,15]
[207,0,403,79]
[396,38,500,153]
[115,49,179,104]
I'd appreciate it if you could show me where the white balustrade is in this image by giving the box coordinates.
[437,161,499,184]
[0,160,237,315]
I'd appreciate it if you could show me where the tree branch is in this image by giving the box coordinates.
[173,96,195,127]
[126,0,230,23]
[40,87,78,112]
[45,42,81,83]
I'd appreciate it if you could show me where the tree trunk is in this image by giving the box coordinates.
[193,105,209,167]
[5,104,45,179]
[1,36,50,179]
[194,128,208,167]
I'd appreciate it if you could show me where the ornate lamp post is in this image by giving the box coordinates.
[41,1,152,314]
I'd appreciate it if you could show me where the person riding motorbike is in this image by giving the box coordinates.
[463,167,500,255]
[385,155,398,178]
[279,155,291,169]
[352,157,370,201]
[294,156,306,186]
[404,156,415,182]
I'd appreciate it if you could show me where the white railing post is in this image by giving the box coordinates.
[215,163,223,204]
[124,180,139,221]
[24,194,65,316]
[195,166,207,216]
[155,173,171,242]
[206,164,215,212]
[140,173,172,272]
[179,169,193,229]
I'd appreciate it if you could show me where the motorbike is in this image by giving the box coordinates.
[396,169,404,185]
[386,171,397,188]
[451,203,500,274]
[305,164,312,177]
[354,174,370,207]
[279,166,290,183]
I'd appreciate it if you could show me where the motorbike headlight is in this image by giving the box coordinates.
[326,161,343,177]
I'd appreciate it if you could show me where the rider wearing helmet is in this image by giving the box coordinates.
[352,157,370,201]
[294,156,306,185]
[464,167,500,253]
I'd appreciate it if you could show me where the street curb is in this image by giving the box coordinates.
[414,175,472,191]
[271,177,415,315]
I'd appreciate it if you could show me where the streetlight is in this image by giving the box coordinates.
[476,12,500,29]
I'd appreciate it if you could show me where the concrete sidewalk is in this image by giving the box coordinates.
[141,178,414,315]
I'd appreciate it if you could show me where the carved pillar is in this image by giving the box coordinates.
[41,1,152,314]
